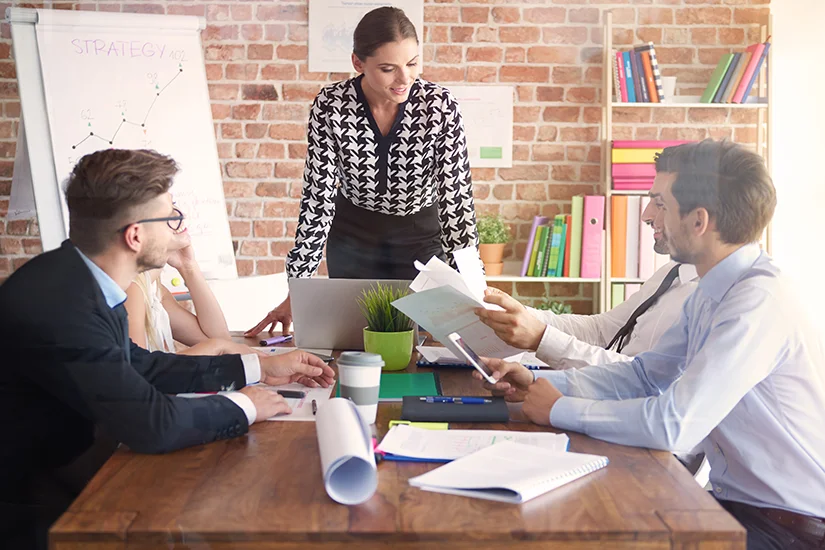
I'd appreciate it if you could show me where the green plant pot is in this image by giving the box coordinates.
[363,328,414,371]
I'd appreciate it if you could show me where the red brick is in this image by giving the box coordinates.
[492,7,520,24]
[513,125,536,142]
[584,67,602,85]
[7,220,28,235]
[715,28,744,46]
[245,123,268,139]
[423,45,435,63]
[288,143,308,159]
[226,162,273,179]
[257,4,307,22]
[450,26,475,43]
[500,66,549,83]
[688,108,728,125]
[258,143,286,159]
[570,8,599,23]
[0,62,16,79]
[12,257,31,271]
[514,183,547,201]
[652,108,686,124]
[274,162,304,179]
[248,44,274,61]
[566,87,596,103]
[461,7,489,24]
[0,236,23,254]
[239,240,269,256]
[734,8,769,25]
[5,103,20,118]
[500,165,549,182]
[690,28,717,45]
[552,66,582,84]
[517,86,535,102]
[422,67,464,83]
[123,4,164,15]
[476,26,498,43]
[235,143,256,159]
[551,165,578,182]
[491,184,513,200]
[610,8,636,24]
[524,7,565,24]
[543,106,580,123]
[255,259,285,275]
[467,67,497,83]
[205,45,244,61]
[224,181,255,198]
[614,108,651,123]
[536,125,558,142]
[269,123,306,141]
[229,221,251,238]
[505,47,525,63]
[289,24,309,43]
[242,84,279,101]
[513,106,541,124]
[698,48,732,65]
[205,63,223,81]
[426,5,459,22]
[499,26,540,44]
[437,46,464,64]
[537,86,564,102]
[286,221,299,237]
[661,67,715,84]
[532,144,565,162]
[226,64,259,81]
[298,65,329,82]
[467,46,501,63]
[264,201,301,219]
[472,169,496,182]
[560,127,599,142]
[261,64,297,81]
[221,123,243,139]
[637,7,673,25]
[253,220,285,238]
[565,146,586,162]
[277,45,307,61]
[472,184,490,200]
[282,84,322,101]
[265,25,287,41]
[270,241,294,257]
[235,201,263,218]
[206,5,229,21]
[256,182,288,197]
[236,259,253,277]
[708,128,734,141]
[637,28,663,45]
[217,143,233,159]
[263,103,309,121]
[231,4,252,20]
[203,24,239,42]
[527,46,577,64]
[427,26,449,43]
[676,8,731,25]
[731,110,759,125]
[660,128,709,141]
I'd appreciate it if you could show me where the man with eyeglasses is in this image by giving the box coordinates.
[0,149,335,550]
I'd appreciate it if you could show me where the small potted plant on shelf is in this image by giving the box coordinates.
[536,299,573,315]
[477,214,510,276]
[358,283,415,371]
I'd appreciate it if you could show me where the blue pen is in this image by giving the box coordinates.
[260,334,293,346]
[420,396,491,404]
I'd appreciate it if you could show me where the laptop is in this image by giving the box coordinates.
[289,278,419,351]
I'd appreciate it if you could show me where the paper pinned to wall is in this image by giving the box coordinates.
[449,85,513,168]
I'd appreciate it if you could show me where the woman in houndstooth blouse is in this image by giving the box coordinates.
[247,7,478,336]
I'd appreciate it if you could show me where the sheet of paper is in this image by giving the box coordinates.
[316,397,378,505]
[394,286,522,359]
[252,347,333,357]
[261,382,333,422]
[448,86,514,168]
[452,246,487,304]
[417,345,544,366]
[378,425,569,461]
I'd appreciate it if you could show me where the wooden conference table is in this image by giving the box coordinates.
[51,338,744,549]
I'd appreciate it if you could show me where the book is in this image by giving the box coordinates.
[612,140,692,149]
[625,196,641,279]
[556,218,568,277]
[741,42,770,103]
[612,148,663,163]
[713,52,740,103]
[562,214,572,277]
[611,195,628,278]
[408,441,609,504]
[546,216,564,277]
[526,224,543,276]
[639,50,659,103]
[733,43,767,104]
[520,216,549,277]
[632,50,648,102]
[581,196,605,279]
[723,50,751,103]
[622,51,636,103]
[616,50,628,102]
[701,54,734,103]
[539,222,555,277]
[612,163,656,178]
[533,225,551,278]
[645,42,665,102]
[613,181,654,190]
[377,425,569,463]
[569,196,584,278]
[611,283,625,308]
[612,49,622,102]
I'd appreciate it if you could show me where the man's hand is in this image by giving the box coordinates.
[245,296,292,337]
[471,357,534,402]
[182,338,261,357]
[165,231,198,273]
[259,350,335,388]
[475,289,547,351]
[238,385,292,421]
[522,378,564,426]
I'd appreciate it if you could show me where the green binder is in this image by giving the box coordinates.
[569,196,584,277]
[700,54,734,103]
[335,372,441,402]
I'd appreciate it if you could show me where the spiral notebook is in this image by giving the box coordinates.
[408,441,608,504]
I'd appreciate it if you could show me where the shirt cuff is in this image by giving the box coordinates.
[536,324,577,369]
[534,369,569,395]
[549,396,592,433]
[221,392,257,425]
[241,354,261,384]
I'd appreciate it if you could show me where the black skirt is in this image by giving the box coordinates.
[326,191,445,280]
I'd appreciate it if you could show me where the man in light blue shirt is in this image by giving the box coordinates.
[478,140,825,549]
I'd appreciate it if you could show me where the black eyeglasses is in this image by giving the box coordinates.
[119,207,185,233]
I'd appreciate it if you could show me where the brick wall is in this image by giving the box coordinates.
[0,0,769,312]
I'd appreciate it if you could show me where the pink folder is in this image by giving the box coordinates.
[580,196,605,279]
[612,140,693,149]
[612,164,656,178]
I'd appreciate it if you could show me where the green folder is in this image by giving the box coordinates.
[611,283,626,309]
[700,54,734,103]
[533,226,551,278]
[336,372,441,402]
[546,216,564,277]
[569,196,584,277]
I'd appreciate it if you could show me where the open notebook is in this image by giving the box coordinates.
[408,441,608,504]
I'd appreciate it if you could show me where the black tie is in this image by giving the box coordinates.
[113,303,131,364]
[606,264,682,353]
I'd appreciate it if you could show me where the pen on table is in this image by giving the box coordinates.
[311,399,317,416]
[419,396,492,404]
[260,334,293,346]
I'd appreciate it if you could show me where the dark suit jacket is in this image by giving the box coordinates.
[0,240,249,502]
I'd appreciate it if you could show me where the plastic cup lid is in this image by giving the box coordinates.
[337,351,384,367]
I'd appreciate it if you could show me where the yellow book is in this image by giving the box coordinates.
[611,148,663,163]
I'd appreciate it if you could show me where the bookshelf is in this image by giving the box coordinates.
[600,11,773,310]
[486,261,601,283]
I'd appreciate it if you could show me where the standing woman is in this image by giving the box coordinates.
[247,7,478,336]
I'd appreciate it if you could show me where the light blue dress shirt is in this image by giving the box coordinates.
[75,248,127,308]
[538,244,825,517]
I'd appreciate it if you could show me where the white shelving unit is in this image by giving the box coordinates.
[601,11,773,309]
[484,261,601,284]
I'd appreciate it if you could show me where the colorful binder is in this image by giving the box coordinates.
[580,196,605,279]
[569,196,584,278]
[611,196,628,278]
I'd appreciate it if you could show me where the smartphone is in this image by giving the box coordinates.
[447,332,497,384]
[312,353,334,363]
[276,390,306,399]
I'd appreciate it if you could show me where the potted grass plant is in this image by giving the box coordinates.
[477,214,511,276]
[358,283,415,371]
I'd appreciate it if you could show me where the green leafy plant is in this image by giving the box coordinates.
[358,283,415,333]
[535,300,573,315]
[477,214,511,245]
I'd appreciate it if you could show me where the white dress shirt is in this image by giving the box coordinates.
[76,248,262,425]
[529,262,698,369]
[538,245,825,517]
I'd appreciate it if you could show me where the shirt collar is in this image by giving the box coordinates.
[74,247,128,309]
[697,243,762,303]
[678,263,699,283]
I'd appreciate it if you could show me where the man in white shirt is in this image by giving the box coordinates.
[478,140,825,549]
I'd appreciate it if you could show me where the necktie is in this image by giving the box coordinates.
[606,264,682,353]
[113,303,131,364]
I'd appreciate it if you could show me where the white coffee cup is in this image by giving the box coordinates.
[661,76,677,103]
[337,352,383,424]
